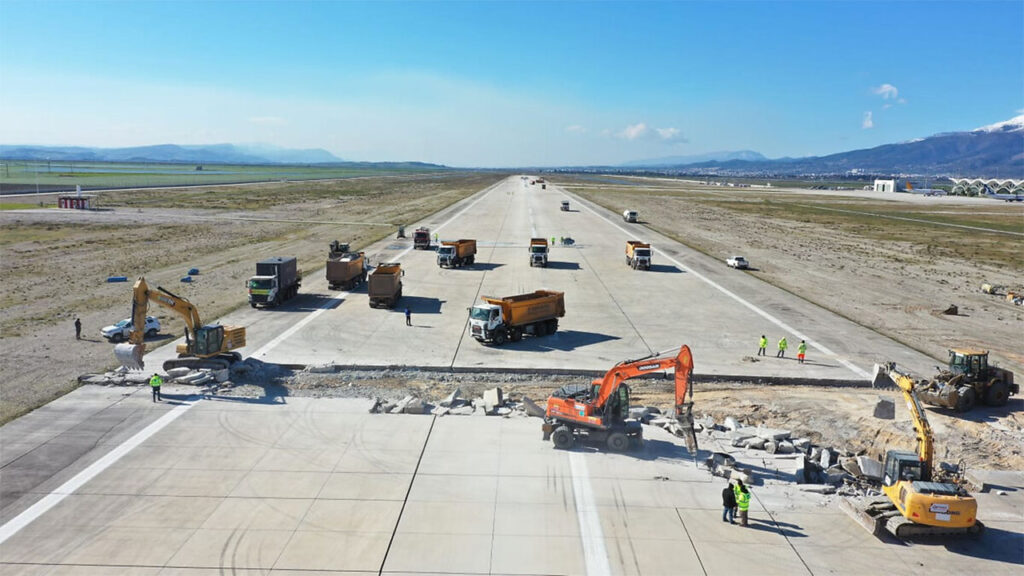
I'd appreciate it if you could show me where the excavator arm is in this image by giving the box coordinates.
[593,345,694,411]
[873,362,934,472]
[116,277,204,370]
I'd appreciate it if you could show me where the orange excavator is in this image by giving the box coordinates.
[542,345,697,452]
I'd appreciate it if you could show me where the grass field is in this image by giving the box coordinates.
[0,160,449,194]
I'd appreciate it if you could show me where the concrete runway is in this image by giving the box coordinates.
[2,385,1020,575]
[144,175,937,380]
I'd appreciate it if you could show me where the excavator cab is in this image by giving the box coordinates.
[193,325,224,357]
[882,450,926,487]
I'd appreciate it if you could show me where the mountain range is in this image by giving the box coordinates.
[622,116,1024,177]
[0,143,342,164]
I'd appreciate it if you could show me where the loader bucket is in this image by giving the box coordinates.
[114,343,145,370]
[871,363,896,389]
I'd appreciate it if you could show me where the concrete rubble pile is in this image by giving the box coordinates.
[370,387,540,418]
[682,412,888,494]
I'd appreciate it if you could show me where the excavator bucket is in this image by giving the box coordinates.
[871,363,896,389]
[114,343,145,371]
[676,402,699,455]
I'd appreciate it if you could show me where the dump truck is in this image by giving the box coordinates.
[561,201,570,211]
[248,257,300,308]
[326,241,367,290]
[529,238,549,267]
[413,227,431,249]
[915,349,1017,411]
[623,210,638,223]
[368,263,403,308]
[469,290,565,345]
[437,239,476,268]
[626,241,652,270]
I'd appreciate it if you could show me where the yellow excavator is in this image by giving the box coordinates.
[840,362,982,538]
[114,277,246,372]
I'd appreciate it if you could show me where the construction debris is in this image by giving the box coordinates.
[520,396,546,418]
[872,398,896,418]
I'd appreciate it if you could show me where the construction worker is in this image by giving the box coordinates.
[551,236,556,246]
[405,307,412,326]
[149,373,163,402]
[74,318,82,340]
[734,479,751,526]
[757,335,766,356]
[722,480,736,524]
[798,340,807,364]
[777,336,788,358]
[433,232,438,244]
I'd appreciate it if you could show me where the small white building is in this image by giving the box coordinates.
[873,179,897,193]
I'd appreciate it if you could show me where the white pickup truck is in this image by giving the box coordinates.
[726,256,749,269]
[101,316,161,341]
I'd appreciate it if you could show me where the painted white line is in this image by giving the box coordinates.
[794,203,1024,237]
[565,187,871,379]
[569,452,611,576]
[0,399,197,545]
[251,178,507,359]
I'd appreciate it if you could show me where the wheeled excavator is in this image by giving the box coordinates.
[114,277,247,372]
[542,345,698,453]
[840,362,982,538]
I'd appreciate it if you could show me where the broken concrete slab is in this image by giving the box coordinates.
[756,427,792,441]
[440,388,463,408]
[744,437,768,450]
[873,398,896,420]
[213,369,230,383]
[723,416,741,431]
[520,396,546,418]
[305,363,337,374]
[448,406,475,416]
[166,367,192,379]
[483,387,504,409]
[775,441,795,454]
[792,438,811,452]
[841,457,862,478]
[797,484,837,494]
[819,448,833,469]
[856,456,883,481]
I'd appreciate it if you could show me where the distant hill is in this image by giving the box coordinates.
[621,116,1024,177]
[0,143,342,164]
[621,150,766,167]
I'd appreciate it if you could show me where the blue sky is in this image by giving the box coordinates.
[1,1,1021,166]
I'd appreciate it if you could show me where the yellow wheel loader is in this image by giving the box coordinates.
[114,277,246,372]
[917,349,1017,412]
[840,362,982,538]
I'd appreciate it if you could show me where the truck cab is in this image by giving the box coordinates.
[413,228,431,249]
[623,210,638,223]
[529,238,549,267]
[561,201,570,211]
[469,303,503,340]
[437,244,457,266]
[247,275,281,306]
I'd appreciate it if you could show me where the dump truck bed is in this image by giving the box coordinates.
[326,253,365,284]
[442,239,477,258]
[482,290,565,327]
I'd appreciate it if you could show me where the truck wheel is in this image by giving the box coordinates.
[955,387,977,412]
[467,256,474,265]
[250,302,257,308]
[985,380,1009,406]
[494,330,507,345]
[510,328,522,342]
[552,426,574,449]
[607,432,629,452]
[546,319,558,335]
[533,322,548,337]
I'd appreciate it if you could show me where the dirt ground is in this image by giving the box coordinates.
[0,172,506,423]
[561,178,1024,376]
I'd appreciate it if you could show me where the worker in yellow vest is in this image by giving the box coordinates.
[733,479,751,526]
[757,335,767,356]
[777,337,788,358]
[798,340,807,364]
[149,373,163,402]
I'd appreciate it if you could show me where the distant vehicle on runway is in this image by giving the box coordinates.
[623,210,639,223]
[413,227,431,249]
[726,256,749,269]
[101,316,160,341]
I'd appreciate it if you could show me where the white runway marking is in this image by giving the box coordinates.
[569,452,611,576]
[566,187,871,379]
[0,398,197,545]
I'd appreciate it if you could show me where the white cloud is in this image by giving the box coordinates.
[565,124,586,133]
[619,123,648,140]
[248,116,286,126]
[897,97,906,105]
[882,103,892,110]
[862,111,874,129]
[873,83,899,99]
[655,127,681,140]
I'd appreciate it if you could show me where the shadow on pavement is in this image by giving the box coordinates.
[392,296,445,314]
[648,264,683,273]
[545,261,582,271]
[507,330,620,352]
